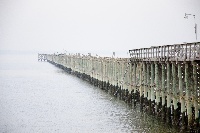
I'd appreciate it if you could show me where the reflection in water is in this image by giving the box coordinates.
[0,54,178,132]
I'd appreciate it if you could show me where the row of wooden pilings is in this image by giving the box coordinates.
[46,53,200,132]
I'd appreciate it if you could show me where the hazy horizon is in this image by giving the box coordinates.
[0,0,200,57]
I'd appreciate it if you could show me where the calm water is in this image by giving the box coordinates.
[0,54,178,133]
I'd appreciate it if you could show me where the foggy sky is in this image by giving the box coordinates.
[0,0,200,56]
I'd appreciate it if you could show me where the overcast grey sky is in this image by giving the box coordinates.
[0,0,200,56]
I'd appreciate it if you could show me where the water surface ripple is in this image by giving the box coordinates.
[0,54,178,133]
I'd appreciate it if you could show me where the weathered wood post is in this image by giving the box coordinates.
[178,63,186,129]
[166,62,172,124]
[143,62,148,110]
[128,61,133,103]
[185,63,193,128]
[193,62,199,128]
[172,62,179,126]
[125,60,129,102]
[102,58,106,89]
[155,62,160,116]
[121,60,125,100]
[106,59,109,92]
[147,63,151,112]
[112,58,114,93]
[113,58,118,97]
[139,62,144,111]
[133,62,137,106]
[99,58,103,89]
[117,60,121,99]
[150,63,155,114]
[161,63,166,121]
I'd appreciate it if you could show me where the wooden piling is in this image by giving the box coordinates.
[185,63,193,127]
[150,63,155,115]
[166,62,172,124]
[193,62,199,128]
[161,63,166,121]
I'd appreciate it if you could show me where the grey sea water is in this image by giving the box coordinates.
[0,54,178,133]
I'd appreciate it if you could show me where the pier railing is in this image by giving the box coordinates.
[129,42,200,61]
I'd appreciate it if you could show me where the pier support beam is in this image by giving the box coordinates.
[166,62,172,124]
[185,63,193,128]
[172,62,179,126]
[193,62,199,128]
[150,63,155,115]
[133,62,137,107]
[143,63,148,111]
[139,63,144,111]
[178,63,186,129]
[161,63,166,121]
[155,62,161,117]
[146,63,151,113]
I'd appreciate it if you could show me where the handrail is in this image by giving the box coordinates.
[129,42,200,62]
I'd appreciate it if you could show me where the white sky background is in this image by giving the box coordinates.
[0,0,200,56]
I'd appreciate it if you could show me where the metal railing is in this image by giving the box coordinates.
[129,42,200,62]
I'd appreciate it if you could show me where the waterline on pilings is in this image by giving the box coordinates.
[47,59,200,133]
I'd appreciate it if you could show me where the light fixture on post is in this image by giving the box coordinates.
[184,13,197,40]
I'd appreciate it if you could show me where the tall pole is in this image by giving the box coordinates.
[184,13,197,40]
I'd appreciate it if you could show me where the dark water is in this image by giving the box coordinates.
[0,54,178,133]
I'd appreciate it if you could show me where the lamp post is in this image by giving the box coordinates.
[184,13,197,40]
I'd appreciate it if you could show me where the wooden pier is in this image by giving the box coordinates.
[46,42,200,131]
